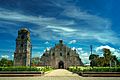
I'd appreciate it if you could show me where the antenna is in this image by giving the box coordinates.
[90,45,92,55]
[60,30,63,40]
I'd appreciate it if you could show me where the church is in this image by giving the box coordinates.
[14,28,83,68]
[40,40,83,69]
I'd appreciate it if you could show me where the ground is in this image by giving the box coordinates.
[0,69,120,80]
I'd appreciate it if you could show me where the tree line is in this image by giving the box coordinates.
[89,48,119,67]
[0,58,13,67]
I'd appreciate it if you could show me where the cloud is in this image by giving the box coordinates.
[0,49,14,53]
[0,8,74,27]
[44,47,51,52]
[76,48,84,54]
[69,40,77,44]
[71,47,76,50]
[113,50,120,59]
[0,3,120,45]
[76,47,90,64]
[79,52,90,64]
[95,45,120,59]
[12,55,14,57]
[77,48,83,51]
[47,25,77,32]
[44,41,49,44]
[62,6,120,44]
[77,45,120,64]
[32,52,42,57]
[1,55,9,59]
[33,46,40,49]
[50,1,120,45]
[96,45,115,52]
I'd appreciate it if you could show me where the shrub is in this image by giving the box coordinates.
[68,66,120,73]
[0,66,53,72]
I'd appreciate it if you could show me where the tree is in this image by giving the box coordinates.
[0,58,13,67]
[89,48,119,67]
[89,54,99,67]
[103,48,111,58]
[102,48,119,67]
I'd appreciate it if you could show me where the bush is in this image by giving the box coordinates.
[68,66,120,73]
[0,66,53,72]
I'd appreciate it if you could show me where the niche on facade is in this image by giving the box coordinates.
[60,53,62,56]
[67,52,70,56]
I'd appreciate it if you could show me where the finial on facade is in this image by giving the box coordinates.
[59,39,63,44]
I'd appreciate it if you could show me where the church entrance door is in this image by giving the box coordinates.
[58,61,64,69]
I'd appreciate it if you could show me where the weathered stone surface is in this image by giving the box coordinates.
[40,40,83,68]
[14,28,31,66]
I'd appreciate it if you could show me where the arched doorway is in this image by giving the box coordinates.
[58,61,64,69]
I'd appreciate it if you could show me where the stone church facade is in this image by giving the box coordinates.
[40,40,83,68]
[14,28,31,66]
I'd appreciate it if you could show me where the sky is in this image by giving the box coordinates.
[0,0,120,64]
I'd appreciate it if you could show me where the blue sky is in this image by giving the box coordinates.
[0,0,120,64]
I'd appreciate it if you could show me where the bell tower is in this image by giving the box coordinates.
[14,28,31,66]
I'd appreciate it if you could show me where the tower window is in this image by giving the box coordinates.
[60,53,62,56]
[21,35,25,39]
[21,44,23,47]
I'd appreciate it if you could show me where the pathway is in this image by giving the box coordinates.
[44,69,79,77]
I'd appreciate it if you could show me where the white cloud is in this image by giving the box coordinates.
[69,40,77,44]
[47,25,77,32]
[32,46,44,50]
[62,7,120,44]
[79,52,90,64]
[1,55,9,59]
[77,45,120,64]
[50,1,120,45]
[46,47,50,51]
[113,50,120,59]
[0,6,119,45]
[44,41,49,44]
[96,45,115,52]
[77,48,82,51]
[0,8,74,27]
[76,47,90,64]
[76,48,84,54]
[44,47,51,52]
[12,55,14,57]
[32,52,41,57]
[71,47,76,50]
[95,45,120,59]
[0,49,14,52]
